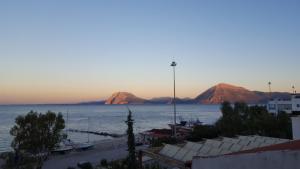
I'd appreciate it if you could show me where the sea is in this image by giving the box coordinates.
[0,104,221,153]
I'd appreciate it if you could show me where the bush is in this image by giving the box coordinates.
[77,162,93,169]
[100,159,108,167]
[2,152,37,169]
[144,162,166,169]
[150,137,178,147]
[188,125,219,141]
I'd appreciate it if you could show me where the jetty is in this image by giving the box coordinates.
[67,129,125,138]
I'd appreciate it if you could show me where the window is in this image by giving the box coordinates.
[268,104,276,110]
[297,104,300,108]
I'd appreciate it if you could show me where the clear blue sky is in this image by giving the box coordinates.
[0,0,299,104]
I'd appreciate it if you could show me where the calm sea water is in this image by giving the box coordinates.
[0,104,221,152]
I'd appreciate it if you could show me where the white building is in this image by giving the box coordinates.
[292,116,300,140]
[267,94,300,114]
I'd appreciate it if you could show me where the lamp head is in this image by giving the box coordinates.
[171,61,177,67]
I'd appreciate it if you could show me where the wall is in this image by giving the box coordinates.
[292,116,300,140]
[292,95,300,112]
[267,99,292,114]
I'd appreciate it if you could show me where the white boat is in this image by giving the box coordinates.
[52,143,73,154]
[63,139,94,151]
[75,142,94,151]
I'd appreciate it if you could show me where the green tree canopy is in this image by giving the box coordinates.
[216,102,292,139]
[7,110,65,169]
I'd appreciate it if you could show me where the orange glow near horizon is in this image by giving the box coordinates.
[0,81,295,104]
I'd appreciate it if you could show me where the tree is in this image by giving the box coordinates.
[216,101,242,137]
[216,101,292,139]
[8,111,65,169]
[125,109,136,169]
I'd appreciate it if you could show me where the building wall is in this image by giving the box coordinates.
[192,150,300,169]
[267,99,292,114]
[267,94,300,114]
[292,116,300,140]
[292,95,300,112]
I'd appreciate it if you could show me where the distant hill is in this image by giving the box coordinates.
[105,92,146,104]
[147,97,172,104]
[253,91,290,103]
[194,83,290,104]
[77,83,291,105]
[76,100,105,105]
[147,97,194,104]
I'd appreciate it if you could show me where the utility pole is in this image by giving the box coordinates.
[268,82,272,99]
[171,61,177,138]
[292,85,295,94]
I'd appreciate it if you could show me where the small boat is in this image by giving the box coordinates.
[75,142,94,151]
[52,144,73,154]
[188,118,203,127]
[63,139,94,151]
[169,117,202,127]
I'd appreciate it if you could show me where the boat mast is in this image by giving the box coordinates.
[88,117,90,143]
[67,110,69,136]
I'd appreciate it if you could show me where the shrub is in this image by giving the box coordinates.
[100,159,108,167]
[77,162,93,169]
[188,125,219,141]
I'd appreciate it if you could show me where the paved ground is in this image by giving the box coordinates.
[0,159,4,168]
[43,138,147,169]
[43,146,129,169]
[0,138,146,169]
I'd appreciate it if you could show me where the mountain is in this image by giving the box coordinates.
[194,83,290,104]
[78,83,290,105]
[76,100,105,105]
[147,97,194,104]
[105,93,194,105]
[147,97,173,104]
[105,92,146,104]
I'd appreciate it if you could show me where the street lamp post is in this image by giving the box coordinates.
[171,61,177,138]
[292,85,295,94]
[268,82,272,98]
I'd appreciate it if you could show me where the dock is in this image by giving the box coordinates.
[67,129,126,138]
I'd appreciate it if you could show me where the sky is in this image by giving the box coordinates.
[0,0,300,104]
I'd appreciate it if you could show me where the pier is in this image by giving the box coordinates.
[67,129,126,138]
